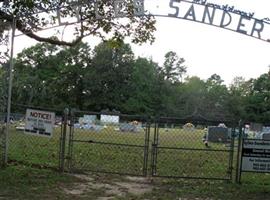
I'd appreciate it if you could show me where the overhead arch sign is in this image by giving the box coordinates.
[8,0,270,43]
[60,0,270,43]
[144,0,270,43]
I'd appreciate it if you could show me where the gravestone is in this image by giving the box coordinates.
[74,123,81,129]
[207,126,229,143]
[82,124,103,132]
[120,123,136,132]
[262,126,270,133]
[83,115,96,123]
[119,123,142,133]
[262,132,270,140]
[78,117,84,124]
[183,123,195,131]
[250,123,263,132]
[100,114,119,124]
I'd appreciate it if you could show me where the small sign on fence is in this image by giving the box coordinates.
[241,139,270,172]
[24,109,55,137]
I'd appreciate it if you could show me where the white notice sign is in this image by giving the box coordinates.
[25,109,55,137]
[241,139,270,172]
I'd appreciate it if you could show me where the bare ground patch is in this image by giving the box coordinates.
[62,173,154,199]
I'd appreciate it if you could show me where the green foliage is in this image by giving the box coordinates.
[245,72,270,123]
[12,42,63,109]
[228,77,251,121]
[0,0,156,46]
[180,76,207,117]
[84,40,134,111]
[123,57,161,114]
[162,51,186,83]
[205,74,231,120]
[5,40,270,123]
[0,64,8,112]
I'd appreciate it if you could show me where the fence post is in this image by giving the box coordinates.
[143,118,150,176]
[235,120,243,183]
[151,119,158,176]
[59,108,69,172]
[67,108,75,171]
[228,127,235,181]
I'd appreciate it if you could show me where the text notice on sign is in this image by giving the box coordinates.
[241,139,270,172]
[24,109,55,137]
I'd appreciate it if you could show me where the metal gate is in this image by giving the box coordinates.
[151,118,236,180]
[63,112,236,180]
[66,111,150,176]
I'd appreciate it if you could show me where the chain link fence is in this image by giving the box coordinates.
[151,117,236,180]
[5,109,64,170]
[67,111,150,176]
[1,107,240,181]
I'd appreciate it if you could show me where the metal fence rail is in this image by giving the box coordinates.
[151,118,236,180]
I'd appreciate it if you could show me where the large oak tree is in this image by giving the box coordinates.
[0,0,156,46]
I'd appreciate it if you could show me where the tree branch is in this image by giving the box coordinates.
[0,10,83,46]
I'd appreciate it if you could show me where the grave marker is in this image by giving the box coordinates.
[207,126,229,143]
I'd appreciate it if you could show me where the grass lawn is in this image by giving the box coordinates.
[145,173,270,200]
[7,124,234,179]
[0,164,270,200]
[0,164,79,200]
[2,123,269,199]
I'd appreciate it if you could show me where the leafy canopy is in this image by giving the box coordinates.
[0,0,156,46]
